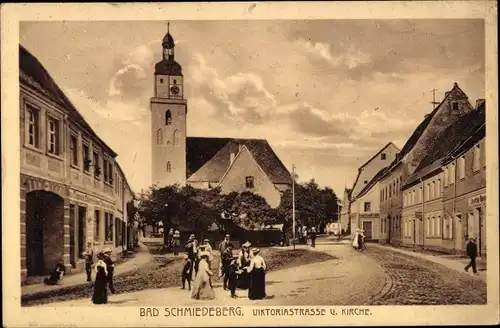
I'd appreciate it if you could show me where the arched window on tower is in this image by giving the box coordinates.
[156,129,163,145]
[165,110,172,125]
[173,130,180,146]
[166,161,172,173]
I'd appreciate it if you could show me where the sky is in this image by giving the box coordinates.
[19,19,485,197]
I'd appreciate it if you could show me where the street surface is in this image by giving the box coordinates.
[41,237,486,307]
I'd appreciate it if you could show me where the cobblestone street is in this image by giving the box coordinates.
[363,246,487,305]
[36,237,487,307]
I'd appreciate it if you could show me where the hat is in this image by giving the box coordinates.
[232,254,239,259]
[252,248,260,255]
[199,251,210,258]
[204,238,210,243]
[225,234,230,238]
[188,234,195,240]
[242,241,251,248]
[103,247,112,254]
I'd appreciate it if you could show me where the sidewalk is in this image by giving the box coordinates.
[371,243,487,282]
[21,242,152,297]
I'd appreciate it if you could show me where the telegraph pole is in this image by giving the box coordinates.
[430,88,440,109]
[292,164,296,250]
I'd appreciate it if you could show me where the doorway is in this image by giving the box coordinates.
[363,221,372,239]
[26,191,65,276]
[70,204,76,267]
[78,206,86,260]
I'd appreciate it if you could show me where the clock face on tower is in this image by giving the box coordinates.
[170,85,180,95]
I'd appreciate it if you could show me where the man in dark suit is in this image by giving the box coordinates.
[464,238,479,275]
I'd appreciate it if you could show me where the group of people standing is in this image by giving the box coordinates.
[352,228,366,251]
[81,242,116,305]
[298,226,317,247]
[182,233,268,301]
[167,228,182,255]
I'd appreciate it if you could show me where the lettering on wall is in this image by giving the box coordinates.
[69,190,115,211]
[468,194,486,206]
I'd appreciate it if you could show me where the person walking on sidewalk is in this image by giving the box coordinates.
[82,242,94,282]
[310,227,317,248]
[103,248,116,294]
[464,237,479,275]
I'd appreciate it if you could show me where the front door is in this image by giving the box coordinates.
[363,221,372,239]
[78,206,86,260]
[27,209,44,276]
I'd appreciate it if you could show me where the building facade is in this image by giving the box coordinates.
[401,100,485,255]
[20,45,133,283]
[379,83,475,246]
[351,179,382,241]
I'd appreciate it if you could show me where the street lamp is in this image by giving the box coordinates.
[292,164,297,250]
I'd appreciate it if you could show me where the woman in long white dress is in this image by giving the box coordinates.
[352,229,360,250]
[246,248,267,300]
[191,251,215,300]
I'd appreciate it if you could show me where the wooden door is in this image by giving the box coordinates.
[363,221,373,239]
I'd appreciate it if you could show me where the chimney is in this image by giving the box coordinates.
[475,99,485,109]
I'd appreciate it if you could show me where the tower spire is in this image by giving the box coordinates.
[167,21,170,33]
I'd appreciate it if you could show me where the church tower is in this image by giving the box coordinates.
[151,23,187,187]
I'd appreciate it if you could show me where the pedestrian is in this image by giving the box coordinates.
[181,255,192,291]
[218,234,232,278]
[168,228,174,253]
[247,248,267,300]
[191,251,215,300]
[464,237,479,275]
[172,229,181,255]
[82,242,94,282]
[352,229,360,250]
[221,246,233,290]
[310,227,317,248]
[359,229,366,251]
[43,263,65,285]
[102,248,115,294]
[237,241,252,290]
[92,252,108,305]
[185,234,197,280]
[228,254,241,298]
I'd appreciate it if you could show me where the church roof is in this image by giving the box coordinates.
[186,137,292,185]
[162,32,175,48]
[19,44,117,157]
[155,59,183,76]
[404,101,485,188]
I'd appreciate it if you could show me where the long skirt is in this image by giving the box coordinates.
[237,270,250,290]
[248,268,266,300]
[191,271,215,300]
[92,270,108,304]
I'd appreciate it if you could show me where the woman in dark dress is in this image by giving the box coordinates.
[92,252,109,305]
[247,248,267,300]
[237,242,252,290]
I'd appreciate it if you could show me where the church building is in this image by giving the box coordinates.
[150,27,292,208]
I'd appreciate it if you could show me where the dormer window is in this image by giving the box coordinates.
[452,102,459,111]
[381,153,386,160]
[160,78,164,83]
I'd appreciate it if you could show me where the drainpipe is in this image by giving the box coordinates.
[420,178,424,250]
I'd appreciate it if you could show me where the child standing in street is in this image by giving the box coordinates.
[228,255,241,298]
[181,255,192,291]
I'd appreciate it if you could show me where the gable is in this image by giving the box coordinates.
[218,146,281,208]
[186,137,292,185]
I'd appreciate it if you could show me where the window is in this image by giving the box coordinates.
[103,159,113,184]
[430,181,435,199]
[245,176,254,188]
[412,190,415,204]
[389,185,392,198]
[418,187,422,203]
[105,212,114,242]
[425,184,430,201]
[160,78,164,83]
[93,151,101,178]
[444,167,449,186]
[83,142,90,172]
[473,145,481,171]
[458,156,466,179]
[436,179,441,197]
[26,104,40,147]
[449,163,456,184]
[381,153,386,160]
[166,161,172,173]
[173,79,177,84]
[363,180,368,184]
[173,130,180,146]
[426,217,430,236]
[94,210,101,241]
[364,202,371,212]
[156,129,163,144]
[47,117,60,155]
[70,134,78,166]
[165,110,172,125]
[452,102,459,111]
[437,216,441,237]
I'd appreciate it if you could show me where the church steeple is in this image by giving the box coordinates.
[155,22,182,76]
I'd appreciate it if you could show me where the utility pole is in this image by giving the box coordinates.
[292,164,296,250]
[430,88,440,109]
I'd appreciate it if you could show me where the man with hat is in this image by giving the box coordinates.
[221,245,234,290]
[227,253,242,298]
[218,234,232,278]
[185,234,197,280]
[82,241,94,282]
[464,237,479,275]
[237,241,252,289]
[102,247,115,293]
